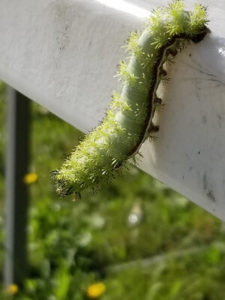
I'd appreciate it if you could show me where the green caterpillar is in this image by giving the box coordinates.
[53,0,209,198]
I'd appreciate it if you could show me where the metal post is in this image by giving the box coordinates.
[4,88,30,285]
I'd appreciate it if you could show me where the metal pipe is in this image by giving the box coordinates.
[4,88,30,285]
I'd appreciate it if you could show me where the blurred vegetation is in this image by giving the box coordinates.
[0,82,225,299]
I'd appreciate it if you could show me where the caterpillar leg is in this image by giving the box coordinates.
[145,122,160,140]
[149,122,160,133]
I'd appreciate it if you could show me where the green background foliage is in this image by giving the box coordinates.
[0,82,225,299]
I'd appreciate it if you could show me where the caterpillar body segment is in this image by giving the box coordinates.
[53,1,209,197]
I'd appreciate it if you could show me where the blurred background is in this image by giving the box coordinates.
[0,80,225,300]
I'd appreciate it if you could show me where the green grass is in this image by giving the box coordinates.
[0,82,225,299]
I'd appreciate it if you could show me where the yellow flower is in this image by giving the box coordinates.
[23,173,38,184]
[6,284,18,295]
[86,282,106,299]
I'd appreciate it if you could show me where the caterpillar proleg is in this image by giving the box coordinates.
[53,1,209,198]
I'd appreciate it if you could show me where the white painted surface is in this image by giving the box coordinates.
[0,0,225,219]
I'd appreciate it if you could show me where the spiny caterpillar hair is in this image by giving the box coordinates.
[52,0,209,198]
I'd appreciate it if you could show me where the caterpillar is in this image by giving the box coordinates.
[53,0,209,198]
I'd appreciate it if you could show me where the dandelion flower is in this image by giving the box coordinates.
[86,282,106,299]
[6,284,18,295]
[23,172,38,184]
